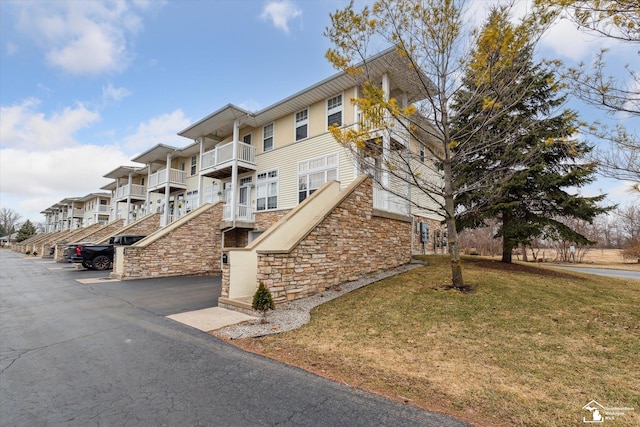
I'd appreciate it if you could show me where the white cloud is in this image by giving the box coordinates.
[260,0,302,35]
[122,110,192,153]
[13,0,154,75]
[0,98,100,150]
[102,83,132,102]
[0,145,134,222]
[539,18,601,61]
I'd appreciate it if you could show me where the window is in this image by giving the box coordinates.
[263,123,274,152]
[180,161,185,171]
[419,144,426,163]
[190,155,197,175]
[256,170,278,211]
[242,133,252,145]
[295,109,308,141]
[298,154,338,203]
[327,94,343,128]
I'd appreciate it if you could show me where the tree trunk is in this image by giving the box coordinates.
[443,158,464,289]
[501,240,514,263]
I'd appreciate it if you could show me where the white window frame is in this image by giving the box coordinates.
[263,123,274,152]
[298,153,339,203]
[295,108,309,141]
[190,155,197,176]
[242,133,252,145]
[256,169,278,211]
[327,94,343,128]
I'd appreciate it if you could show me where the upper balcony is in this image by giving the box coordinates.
[201,140,257,179]
[373,187,410,217]
[147,168,187,193]
[115,184,147,202]
[357,110,410,148]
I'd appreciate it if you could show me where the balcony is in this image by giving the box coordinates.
[201,141,257,179]
[357,110,409,147]
[222,204,254,223]
[373,187,410,216]
[115,184,146,201]
[148,168,187,193]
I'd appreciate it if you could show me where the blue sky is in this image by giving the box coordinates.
[0,0,637,225]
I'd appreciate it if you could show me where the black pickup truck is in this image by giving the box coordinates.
[69,235,146,270]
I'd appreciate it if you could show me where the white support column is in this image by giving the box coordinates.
[198,138,204,205]
[163,153,172,226]
[381,73,390,191]
[231,120,239,223]
[146,164,152,216]
[353,85,361,178]
[125,174,133,225]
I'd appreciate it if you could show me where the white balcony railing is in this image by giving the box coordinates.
[373,187,410,215]
[201,141,257,172]
[160,214,175,227]
[204,184,221,204]
[184,194,200,211]
[95,205,109,213]
[116,184,146,200]
[222,204,254,222]
[148,168,187,189]
[357,111,409,147]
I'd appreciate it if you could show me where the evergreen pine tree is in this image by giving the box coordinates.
[15,220,36,243]
[252,282,275,323]
[452,8,612,263]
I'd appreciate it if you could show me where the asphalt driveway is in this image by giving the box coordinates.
[0,250,468,427]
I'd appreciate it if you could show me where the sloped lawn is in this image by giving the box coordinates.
[233,256,639,426]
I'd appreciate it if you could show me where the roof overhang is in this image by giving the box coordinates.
[103,165,147,179]
[178,47,431,141]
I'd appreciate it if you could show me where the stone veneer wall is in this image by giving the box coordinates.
[256,178,412,303]
[254,210,290,230]
[98,214,161,244]
[113,204,223,279]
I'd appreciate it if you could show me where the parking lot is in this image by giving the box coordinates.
[0,250,467,427]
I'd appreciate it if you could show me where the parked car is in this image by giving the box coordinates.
[64,242,93,262]
[70,235,146,270]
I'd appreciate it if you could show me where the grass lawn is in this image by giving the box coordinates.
[231,256,639,426]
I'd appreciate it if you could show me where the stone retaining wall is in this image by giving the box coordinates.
[256,178,412,303]
[112,204,223,279]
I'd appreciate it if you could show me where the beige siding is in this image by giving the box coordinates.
[256,133,355,211]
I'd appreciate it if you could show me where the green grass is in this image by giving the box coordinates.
[235,256,640,426]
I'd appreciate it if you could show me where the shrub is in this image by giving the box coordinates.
[25,250,31,255]
[32,251,38,256]
[252,282,275,323]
